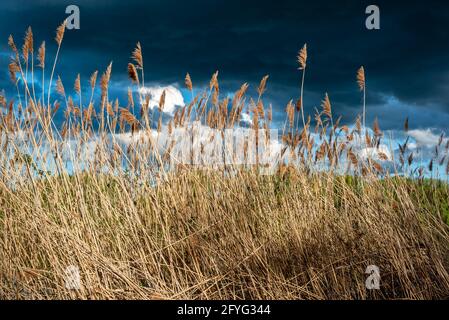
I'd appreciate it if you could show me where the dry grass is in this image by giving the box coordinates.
[0,24,448,300]
[1,172,449,299]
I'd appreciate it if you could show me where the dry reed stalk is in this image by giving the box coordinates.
[185,73,193,92]
[297,44,307,134]
[357,66,366,130]
[47,20,66,108]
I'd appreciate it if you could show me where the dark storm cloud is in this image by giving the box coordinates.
[1,0,449,130]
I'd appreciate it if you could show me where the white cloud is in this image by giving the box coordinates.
[138,85,184,115]
[357,144,392,162]
[408,129,445,148]
[240,112,252,125]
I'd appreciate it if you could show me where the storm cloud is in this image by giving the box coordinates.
[1,0,449,131]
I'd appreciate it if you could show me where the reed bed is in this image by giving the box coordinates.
[0,24,448,300]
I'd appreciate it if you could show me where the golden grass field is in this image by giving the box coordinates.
[0,23,448,299]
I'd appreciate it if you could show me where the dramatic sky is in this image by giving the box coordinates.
[1,0,449,132]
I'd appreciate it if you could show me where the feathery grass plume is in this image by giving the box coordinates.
[0,95,6,108]
[52,101,61,116]
[127,63,139,83]
[159,90,166,112]
[8,35,18,56]
[355,115,362,134]
[428,159,434,172]
[74,74,81,94]
[8,61,20,83]
[90,70,98,89]
[373,117,382,137]
[114,98,119,114]
[132,42,143,69]
[340,125,349,134]
[286,100,294,127]
[168,119,173,135]
[212,87,219,106]
[378,152,389,161]
[55,20,66,46]
[157,116,163,133]
[408,152,414,166]
[297,44,307,70]
[56,76,65,97]
[106,101,114,117]
[297,44,308,138]
[72,106,81,118]
[119,107,137,126]
[84,102,93,123]
[365,131,371,147]
[100,62,113,100]
[348,150,358,166]
[210,71,219,91]
[87,70,98,119]
[399,137,409,156]
[357,66,367,130]
[235,82,249,101]
[47,21,67,108]
[180,106,187,126]
[23,27,33,62]
[295,98,302,112]
[404,117,409,132]
[65,96,74,118]
[372,161,383,174]
[185,73,193,91]
[25,27,33,52]
[321,93,332,118]
[37,41,45,68]
[357,67,365,91]
[37,41,46,106]
[127,88,134,108]
[257,75,269,97]
[74,75,83,123]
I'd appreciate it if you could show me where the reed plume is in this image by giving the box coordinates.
[37,41,45,106]
[90,70,98,89]
[127,63,139,83]
[321,93,332,119]
[297,44,307,70]
[56,76,65,97]
[132,42,144,86]
[297,44,308,139]
[357,66,366,129]
[120,107,138,127]
[185,73,193,92]
[257,75,269,97]
[47,20,66,108]
[159,90,166,112]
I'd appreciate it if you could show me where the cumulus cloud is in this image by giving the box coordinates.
[357,145,392,162]
[138,85,184,115]
[237,111,254,128]
[408,129,446,149]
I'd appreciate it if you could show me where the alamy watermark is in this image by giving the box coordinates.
[164,126,281,175]
[365,5,380,30]
[65,5,80,30]
[365,265,381,290]
[64,265,81,290]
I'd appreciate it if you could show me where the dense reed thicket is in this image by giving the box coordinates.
[0,23,448,300]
